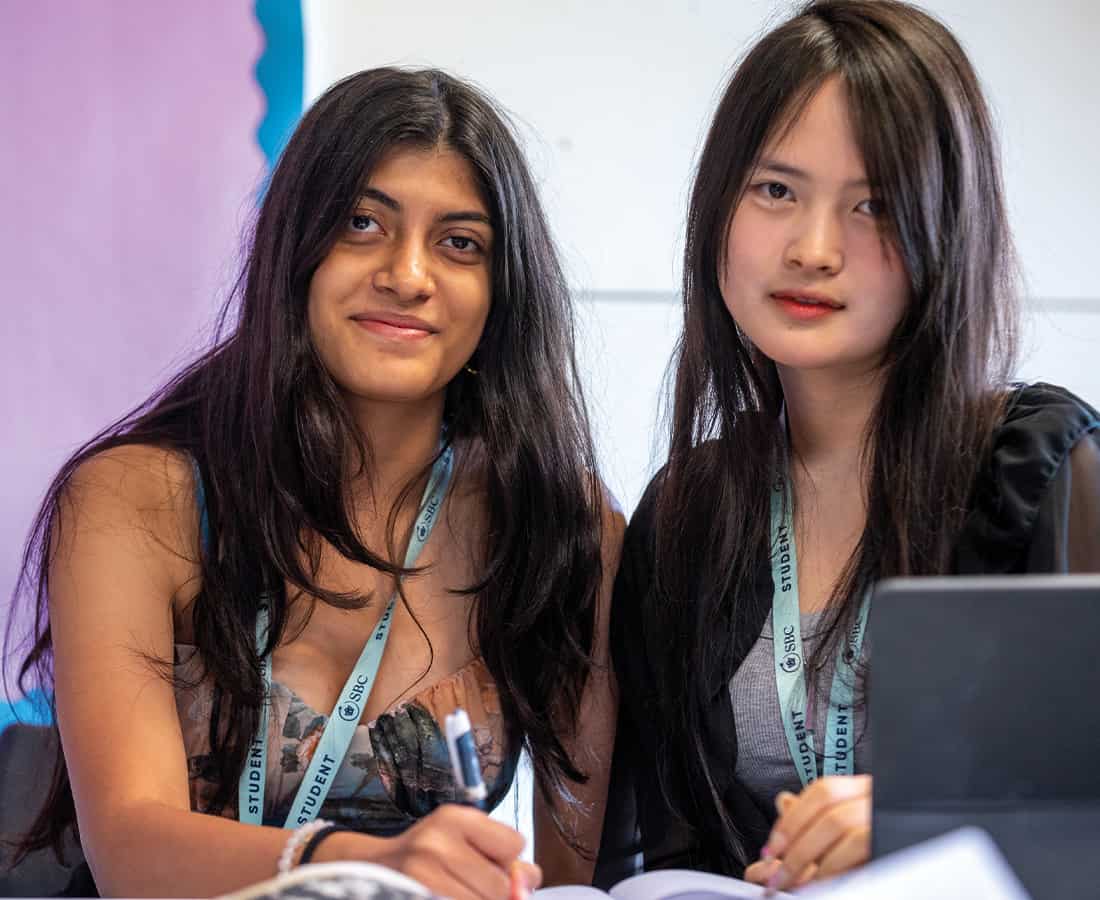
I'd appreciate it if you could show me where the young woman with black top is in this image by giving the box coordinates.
[603,1,1100,892]
[6,69,622,898]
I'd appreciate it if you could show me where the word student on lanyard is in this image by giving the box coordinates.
[238,444,455,827]
[769,471,869,789]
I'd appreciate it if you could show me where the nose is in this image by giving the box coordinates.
[372,237,434,304]
[784,208,844,275]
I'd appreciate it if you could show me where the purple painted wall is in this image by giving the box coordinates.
[0,3,267,679]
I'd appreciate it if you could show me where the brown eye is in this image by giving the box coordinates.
[767,182,790,200]
[442,235,483,254]
[350,214,377,232]
[856,198,884,217]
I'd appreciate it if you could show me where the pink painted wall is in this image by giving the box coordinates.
[0,3,268,676]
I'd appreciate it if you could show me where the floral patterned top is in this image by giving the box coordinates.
[173,646,519,834]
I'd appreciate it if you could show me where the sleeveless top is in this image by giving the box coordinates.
[178,467,520,835]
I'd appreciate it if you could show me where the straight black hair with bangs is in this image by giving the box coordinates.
[646,0,1019,869]
[7,67,605,861]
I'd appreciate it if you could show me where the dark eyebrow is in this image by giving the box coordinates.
[359,187,400,211]
[757,158,869,190]
[439,210,492,227]
[357,189,492,228]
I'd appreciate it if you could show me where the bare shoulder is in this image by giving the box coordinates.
[68,442,192,499]
[597,480,627,561]
[63,443,196,536]
[593,480,627,652]
[55,443,201,600]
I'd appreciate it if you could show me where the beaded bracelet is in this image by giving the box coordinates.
[277,819,335,876]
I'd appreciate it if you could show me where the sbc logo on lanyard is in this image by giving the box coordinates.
[780,624,802,673]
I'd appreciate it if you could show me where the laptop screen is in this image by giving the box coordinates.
[870,575,1100,900]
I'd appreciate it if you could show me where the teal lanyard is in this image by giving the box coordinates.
[770,474,869,788]
[239,446,455,827]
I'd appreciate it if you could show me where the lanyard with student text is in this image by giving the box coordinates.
[238,445,454,827]
[770,474,869,789]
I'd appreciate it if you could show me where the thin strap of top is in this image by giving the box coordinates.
[190,457,211,552]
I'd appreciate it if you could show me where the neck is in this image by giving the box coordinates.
[778,364,884,477]
[344,391,446,516]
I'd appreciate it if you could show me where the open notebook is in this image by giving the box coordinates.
[216,828,1025,900]
[534,870,791,900]
[219,862,789,900]
[535,828,1029,900]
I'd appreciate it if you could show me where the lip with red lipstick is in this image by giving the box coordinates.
[770,290,845,321]
[350,311,438,340]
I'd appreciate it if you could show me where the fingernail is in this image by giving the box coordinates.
[509,871,529,900]
[760,844,774,860]
[766,866,789,893]
[775,790,795,812]
[525,863,542,890]
[766,832,787,856]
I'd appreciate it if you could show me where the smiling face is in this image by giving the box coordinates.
[307,144,493,410]
[721,77,910,377]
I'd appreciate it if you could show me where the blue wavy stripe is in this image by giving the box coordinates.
[0,689,52,731]
[254,0,305,172]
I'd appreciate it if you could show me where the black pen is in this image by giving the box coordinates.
[445,707,488,807]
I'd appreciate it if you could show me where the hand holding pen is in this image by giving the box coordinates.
[445,707,540,899]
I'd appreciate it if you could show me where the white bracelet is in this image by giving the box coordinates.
[277,819,334,876]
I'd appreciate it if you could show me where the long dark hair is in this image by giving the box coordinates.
[7,68,604,860]
[646,0,1018,867]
